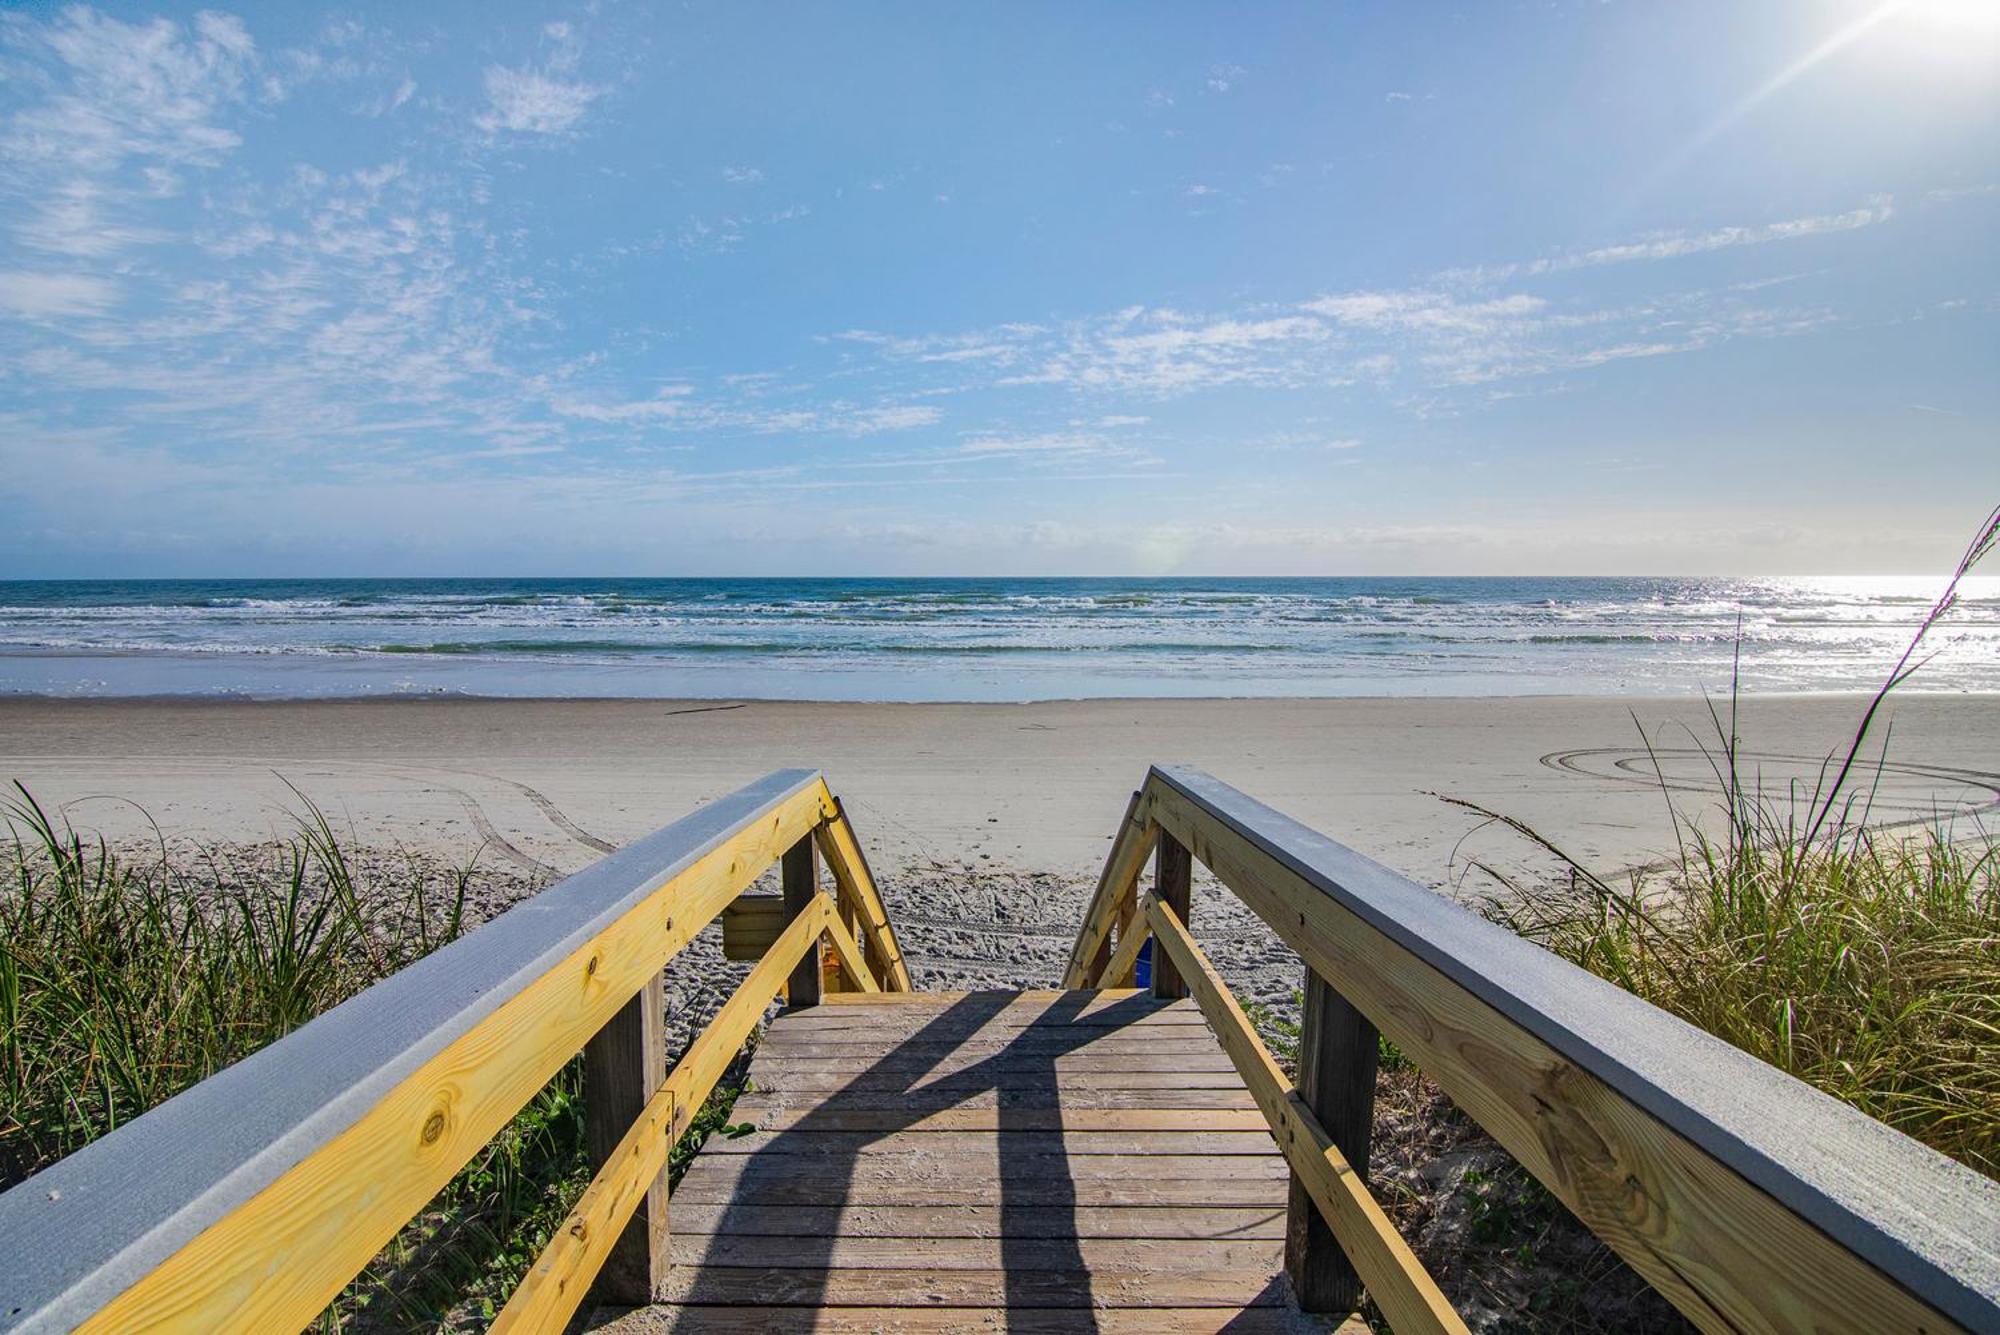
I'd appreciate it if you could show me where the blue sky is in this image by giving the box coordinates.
[0,1,1995,577]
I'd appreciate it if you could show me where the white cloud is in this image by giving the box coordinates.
[1303,290,1545,335]
[6,8,257,175]
[844,404,942,434]
[548,385,940,438]
[1556,200,1893,269]
[1445,200,1896,283]
[1206,64,1245,93]
[1,7,263,265]
[0,271,119,318]
[476,65,601,135]
[722,165,765,184]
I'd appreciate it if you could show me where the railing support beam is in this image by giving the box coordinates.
[582,971,670,1304]
[1151,831,1193,999]
[1286,968,1380,1312]
[782,832,823,1008]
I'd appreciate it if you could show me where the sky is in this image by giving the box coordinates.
[0,1,1995,577]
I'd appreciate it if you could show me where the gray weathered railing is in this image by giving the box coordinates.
[0,769,907,1333]
[1067,765,2000,1334]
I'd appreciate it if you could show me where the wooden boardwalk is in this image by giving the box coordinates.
[11,769,1990,1335]
[606,989,1338,1333]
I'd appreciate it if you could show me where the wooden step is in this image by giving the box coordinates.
[628,989,1307,1333]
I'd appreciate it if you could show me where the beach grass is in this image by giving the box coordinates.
[0,784,474,1185]
[1461,503,2000,1178]
[0,787,756,1330]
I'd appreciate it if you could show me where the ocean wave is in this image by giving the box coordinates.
[3,575,1998,696]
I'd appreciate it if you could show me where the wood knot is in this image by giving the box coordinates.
[421,1110,447,1146]
[586,955,600,977]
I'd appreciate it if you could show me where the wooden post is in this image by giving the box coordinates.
[582,971,670,1304]
[1286,967,1380,1314]
[782,832,822,1008]
[1151,832,1192,1000]
[1086,922,1113,988]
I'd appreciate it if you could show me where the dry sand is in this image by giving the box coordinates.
[10,691,1997,1011]
[3,693,1995,890]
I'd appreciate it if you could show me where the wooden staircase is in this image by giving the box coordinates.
[5,767,1994,1335]
[637,988,1319,1332]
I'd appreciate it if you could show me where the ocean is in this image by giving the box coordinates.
[0,576,1994,701]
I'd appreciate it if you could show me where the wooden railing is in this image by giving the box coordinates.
[0,769,908,1334]
[1066,766,2000,1335]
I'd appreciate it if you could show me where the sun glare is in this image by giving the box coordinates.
[1896,0,2000,36]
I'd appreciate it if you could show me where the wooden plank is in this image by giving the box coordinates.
[4,770,832,1335]
[1088,787,1136,987]
[666,1202,1288,1241]
[1152,831,1194,1000]
[718,1088,1262,1111]
[1098,895,1150,993]
[720,894,787,962]
[769,1014,1213,1039]
[1086,791,1142,985]
[749,1052,1240,1077]
[668,1173,1287,1209]
[1061,794,1159,987]
[613,1306,1334,1334]
[719,1104,1273,1134]
[774,996,1202,1034]
[1286,967,1380,1314]
[697,1130,1283,1157]
[759,1022,1214,1046]
[671,1233,1282,1272]
[675,1152,1288,1188]
[1147,894,1467,1335]
[582,969,670,1305]
[781,835,822,1008]
[494,898,831,1335]
[748,1070,1252,1093]
[656,1265,1290,1308]
[1146,767,1998,1335]
[758,1033,1227,1059]
[817,904,880,994]
[812,795,913,991]
[818,988,1155,1005]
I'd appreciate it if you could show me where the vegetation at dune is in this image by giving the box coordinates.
[1459,501,2000,1180]
[0,787,473,1186]
[0,786,759,1331]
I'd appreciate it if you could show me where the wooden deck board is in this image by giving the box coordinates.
[622,989,1316,1332]
[595,1307,1346,1333]
[697,1129,1284,1156]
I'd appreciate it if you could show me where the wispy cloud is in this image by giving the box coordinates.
[476,65,601,134]
[1443,199,1895,284]
[0,271,120,319]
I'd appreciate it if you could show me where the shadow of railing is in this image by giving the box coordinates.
[675,989,1272,1329]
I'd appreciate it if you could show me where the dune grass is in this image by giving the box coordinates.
[0,784,473,1185]
[0,785,757,1330]
[1459,503,2000,1178]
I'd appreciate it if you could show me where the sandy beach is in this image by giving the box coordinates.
[5,692,1996,891]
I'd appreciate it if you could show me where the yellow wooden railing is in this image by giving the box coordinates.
[0,769,909,1335]
[1067,766,2000,1335]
